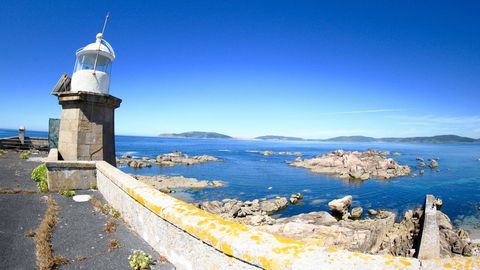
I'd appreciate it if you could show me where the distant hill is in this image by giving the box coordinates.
[381,135,479,144]
[255,135,304,141]
[158,131,232,139]
[324,134,479,144]
[325,136,377,142]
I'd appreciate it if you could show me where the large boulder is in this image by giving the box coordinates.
[351,207,363,219]
[260,197,288,214]
[328,195,352,213]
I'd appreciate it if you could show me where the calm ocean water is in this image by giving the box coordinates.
[3,129,480,228]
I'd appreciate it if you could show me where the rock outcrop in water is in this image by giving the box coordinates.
[196,197,289,226]
[117,151,221,168]
[247,150,303,156]
[289,149,411,180]
[155,151,221,166]
[133,174,224,193]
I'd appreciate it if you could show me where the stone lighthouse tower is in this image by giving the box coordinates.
[53,20,121,166]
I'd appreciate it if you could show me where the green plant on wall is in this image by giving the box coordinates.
[90,182,97,190]
[31,163,48,193]
[128,250,154,270]
[59,189,75,197]
[20,152,30,159]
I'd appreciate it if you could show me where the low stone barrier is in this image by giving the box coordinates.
[46,148,96,191]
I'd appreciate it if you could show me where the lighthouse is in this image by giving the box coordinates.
[52,15,121,166]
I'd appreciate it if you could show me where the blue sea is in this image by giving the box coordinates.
[2,129,480,230]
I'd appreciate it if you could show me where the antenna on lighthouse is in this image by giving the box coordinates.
[93,12,110,74]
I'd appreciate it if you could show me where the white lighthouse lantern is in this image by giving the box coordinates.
[70,33,115,94]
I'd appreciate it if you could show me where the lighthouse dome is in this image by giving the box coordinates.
[76,33,115,60]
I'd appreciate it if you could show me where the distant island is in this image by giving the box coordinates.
[324,135,479,144]
[256,134,479,144]
[254,135,304,141]
[158,131,232,139]
[158,131,479,144]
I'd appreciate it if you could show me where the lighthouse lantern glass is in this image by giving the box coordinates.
[74,54,112,74]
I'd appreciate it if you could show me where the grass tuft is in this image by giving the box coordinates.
[108,239,120,252]
[58,189,75,197]
[20,152,30,159]
[104,219,117,234]
[34,195,66,270]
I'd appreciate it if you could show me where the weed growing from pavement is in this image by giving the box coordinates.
[58,189,75,197]
[104,219,117,234]
[90,196,121,218]
[20,152,30,159]
[108,239,121,252]
[128,250,154,270]
[34,195,70,269]
[31,163,48,192]
[90,182,97,190]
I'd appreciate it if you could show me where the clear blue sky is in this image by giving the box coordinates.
[1,1,479,139]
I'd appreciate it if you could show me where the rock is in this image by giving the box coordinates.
[452,239,467,254]
[153,151,221,167]
[258,210,396,254]
[260,197,288,214]
[248,150,303,156]
[209,180,224,187]
[289,149,410,181]
[435,198,443,210]
[328,195,352,214]
[133,174,223,191]
[351,207,363,219]
[198,197,287,226]
[368,209,378,215]
[437,211,453,230]
[419,161,426,167]
[462,243,480,256]
[275,211,338,226]
[379,210,420,256]
[126,159,152,168]
[289,193,303,204]
[420,169,425,174]
[198,201,224,215]
[393,152,401,156]
[416,157,424,162]
[429,159,439,168]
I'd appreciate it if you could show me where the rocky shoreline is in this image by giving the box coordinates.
[132,174,224,193]
[196,194,480,258]
[289,149,411,180]
[117,151,221,168]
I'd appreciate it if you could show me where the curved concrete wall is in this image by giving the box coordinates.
[95,161,480,270]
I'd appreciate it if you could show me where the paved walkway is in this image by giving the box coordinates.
[0,151,175,270]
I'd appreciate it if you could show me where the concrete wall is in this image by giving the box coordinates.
[46,148,96,191]
[417,195,440,259]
